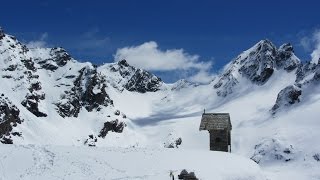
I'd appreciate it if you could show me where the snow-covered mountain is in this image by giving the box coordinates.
[1,27,320,179]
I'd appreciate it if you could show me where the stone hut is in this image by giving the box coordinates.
[199,112,232,152]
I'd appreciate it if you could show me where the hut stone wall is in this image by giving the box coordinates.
[209,129,228,152]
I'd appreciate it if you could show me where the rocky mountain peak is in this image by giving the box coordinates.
[99,59,164,93]
[213,40,301,97]
[255,39,276,51]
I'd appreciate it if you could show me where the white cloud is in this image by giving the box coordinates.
[114,41,214,83]
[188,70,215,84]
[26,32,48,48]
[299,36,312,51]
[114,41,211,71]
[311,30,320,64]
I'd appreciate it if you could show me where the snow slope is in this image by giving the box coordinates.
[0,144,265,180]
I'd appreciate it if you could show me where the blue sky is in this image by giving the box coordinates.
[1,0,319,82]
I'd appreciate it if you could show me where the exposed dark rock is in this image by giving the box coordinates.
[0,27,4,39]
[64,75,76,79]
[29,82,42,92]
[238,40,277,85]
[36,47,72,71]
[122,113,127,118]
[55,98,81,118]
[214,40,301,97]
[276,43,299,71]
[37,60,58,71]
[21,93,47,117]
[313,68,320,81]
[118,59,130,67]
[50,47,72,67]
[271,85,302,113]
[0,95,23,144]
[21,58,36,71]
[106,59,164,93]
[11,132,22,137]
[125,69,163,93]
[1,137,13,144]
[56,67,113,117]
[84,134,97,147]
[3,64,18,71]
[2,75,12,79]
[98,119,126,138]
[296,61,318,83]
[81,70,113,112]
[313,153,320,161]
[178,169,198,180]
[114,110,120,116]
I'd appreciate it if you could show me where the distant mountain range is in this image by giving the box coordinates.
[1,27,320,171]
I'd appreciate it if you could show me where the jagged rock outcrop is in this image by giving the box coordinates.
[0,94,23,144]
[178,169,198,180]
[276,43,300,71]
[99,59,163,93]
[36,47,72,71]
[0,28,47,117]
[296,59,320,84]
[125,69,162,93]
[271,85,302,113]
[84,134,98,147]
[98,119,126,138]
[56,66,113,117]
[21,81,47,117]
[272,58,320,114]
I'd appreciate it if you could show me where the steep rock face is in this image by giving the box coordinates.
[31,47,72,71]
[296,59,320,84]
[238,40,277,84]
[55,66,113,117]
[276,43,300,71]
[98,119,126,138]
[271,85,302,113]
[0,29,47,117]
[213,69,239,97]
[213,40,301,97]
[272,59,320,114]
[0,95,23,144]
[125,69,162,93]
[99,59,163,93]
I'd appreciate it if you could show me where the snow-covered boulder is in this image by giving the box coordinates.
[251,138,295,164]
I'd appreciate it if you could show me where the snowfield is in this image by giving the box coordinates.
[0,145,265,180]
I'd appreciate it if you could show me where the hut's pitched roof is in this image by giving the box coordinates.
[199,113,232,131]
